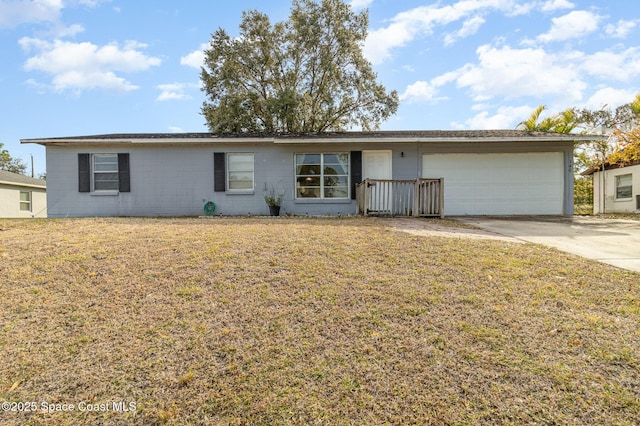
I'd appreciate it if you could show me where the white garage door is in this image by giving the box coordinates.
[422,152,564,215]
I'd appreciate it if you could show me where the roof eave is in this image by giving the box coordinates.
[273,136,602,144]
[21,137,276,146]
[0,180,46,189]
[582,160,640,176]
[22,134,605,146]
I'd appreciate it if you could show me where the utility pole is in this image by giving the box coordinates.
[31,154,34,177]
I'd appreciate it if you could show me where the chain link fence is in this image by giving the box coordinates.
[574,175,593,215]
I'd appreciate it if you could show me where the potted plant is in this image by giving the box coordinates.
[264,186,284,216]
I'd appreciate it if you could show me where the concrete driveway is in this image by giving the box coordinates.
[456,216,640,273]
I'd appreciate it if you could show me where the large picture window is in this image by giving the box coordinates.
[295,153,349,199]
[227,153,254,191]
[616,174,632,199]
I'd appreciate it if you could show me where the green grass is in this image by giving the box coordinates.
[0,217,638,425]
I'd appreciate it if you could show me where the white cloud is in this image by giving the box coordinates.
[537,10,601,43]
[507,2,537,16]
[20,37,161,93]
[405,44,588,105]
[605,19,640,39]
[350,0,372,11]
[168,126,184,133]
[0,0,62,28]
[25,78,47,93]
[580,47,640,82]
[363,0,526,64]
[180,43,208,69]
[51,22,85,37]
[401,38,640,114]
[457,104,535,129]
[426,42,640,113]
[540,0,574,12]
[458,44,586,102]
[0,0,106,29]
[443,15,485,46]
[53,70,137,93]
[156,83,198,101]
[400,70,461,103]
[72,0,101,6]
[582,88,640,111]
[401,81,441,103]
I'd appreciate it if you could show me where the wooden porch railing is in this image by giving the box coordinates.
[355,178,444,218]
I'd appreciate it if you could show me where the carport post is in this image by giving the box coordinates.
[439,177,444,219]
[600,152,606,214]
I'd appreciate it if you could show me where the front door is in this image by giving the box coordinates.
[363,150,392,180]
[363,150,392,213]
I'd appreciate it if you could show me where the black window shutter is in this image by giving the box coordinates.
[214,152,226,192]
[350,151,362,200]
[78,153,90,192]
[118,153,130,192]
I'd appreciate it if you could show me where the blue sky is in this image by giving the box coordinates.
[1,0,639,176]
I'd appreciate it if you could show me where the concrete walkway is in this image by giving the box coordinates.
[456,216,640,273]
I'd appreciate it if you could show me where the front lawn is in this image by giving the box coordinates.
[0,217,638,425]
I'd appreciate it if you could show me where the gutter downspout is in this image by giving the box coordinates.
[600,133,616,215]
[601,161,606,215]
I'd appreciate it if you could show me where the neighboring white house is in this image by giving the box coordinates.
[0,170,47,218]
[22,131,603,218]
[583,161,640,214]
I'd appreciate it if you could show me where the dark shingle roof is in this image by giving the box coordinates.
[21,130,605,145]
[0,170,46,188]
[581,159,640,176]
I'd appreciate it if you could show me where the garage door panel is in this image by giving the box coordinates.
[423,153,564,215]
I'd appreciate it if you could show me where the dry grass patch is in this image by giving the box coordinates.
[0,217,638,425]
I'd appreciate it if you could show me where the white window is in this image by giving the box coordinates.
[93,154,119,191]
[616,174,632,199]
[227,153,254,191]
[295,153,349,199]
[19,191,31,211]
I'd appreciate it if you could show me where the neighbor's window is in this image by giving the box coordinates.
[19,191,31,211]
[295,153,349,199]
[616,174,632,199]
[93,154,119,191]
[227,153,254,190]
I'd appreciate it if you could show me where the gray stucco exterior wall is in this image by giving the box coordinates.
[44,139,575,218]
